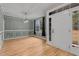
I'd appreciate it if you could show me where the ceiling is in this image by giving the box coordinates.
[0,3,63,19]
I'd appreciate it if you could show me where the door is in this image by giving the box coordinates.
[49,18,52,41]
[51,15,56,43]
[42,17,46,36]
[51,10,72,51]
[35,19,41,36]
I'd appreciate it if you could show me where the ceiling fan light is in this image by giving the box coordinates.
[24,20,29,23]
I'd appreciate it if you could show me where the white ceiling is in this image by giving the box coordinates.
[0,3,63,19]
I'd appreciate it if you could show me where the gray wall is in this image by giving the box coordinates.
[4,15,34,39]
[4,16,33,30]
[0,8,4,48]
[0,9,4,31]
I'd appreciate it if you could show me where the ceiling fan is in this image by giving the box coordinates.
[21,11,29,23]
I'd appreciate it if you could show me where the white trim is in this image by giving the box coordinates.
[47,3,70,13]
[4,35,46,41]
[72,44,79,48]
[33,35,46,40]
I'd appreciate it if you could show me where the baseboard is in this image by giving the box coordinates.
[4,35,46,41]
[4,35,32,40]
[32,35,46,40]
[0,40,3,49]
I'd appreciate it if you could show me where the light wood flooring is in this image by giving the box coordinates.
[0,37,74,56]
[72,30,79,44]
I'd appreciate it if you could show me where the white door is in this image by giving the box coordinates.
[51,10,72,51]
[35,19,41,36]
[51,15,56,43]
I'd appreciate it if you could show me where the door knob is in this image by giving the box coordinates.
[68,30,71,32]
[52,29,54,33]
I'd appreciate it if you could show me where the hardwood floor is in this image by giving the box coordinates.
[0,37,74,56]
[72,30,79,44]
